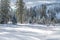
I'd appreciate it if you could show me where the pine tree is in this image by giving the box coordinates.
[16,0,24,23]
[1,0,10,24]
[40,4,47,24]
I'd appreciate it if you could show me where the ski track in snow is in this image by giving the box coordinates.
[0,24,60,40]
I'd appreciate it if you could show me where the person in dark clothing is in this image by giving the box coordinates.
[51,17,54,21]
[29,20,32,23]
[12,15,17,24]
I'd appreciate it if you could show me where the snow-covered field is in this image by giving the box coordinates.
[0,24,60,40]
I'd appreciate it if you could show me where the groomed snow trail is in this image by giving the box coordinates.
[0,24,60,40]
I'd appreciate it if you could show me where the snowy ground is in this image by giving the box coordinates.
[0,24,60,40]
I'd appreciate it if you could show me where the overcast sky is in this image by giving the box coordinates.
[10,0,60,8]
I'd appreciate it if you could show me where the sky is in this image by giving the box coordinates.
[24,0,57,8]
[10,0,60,8]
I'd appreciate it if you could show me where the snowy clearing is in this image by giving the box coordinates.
[0,24,60,40]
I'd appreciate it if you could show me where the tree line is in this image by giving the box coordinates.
[0,0,60,24]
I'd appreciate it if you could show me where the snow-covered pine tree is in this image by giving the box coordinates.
[16,0,24,23]
[1,0,10,24]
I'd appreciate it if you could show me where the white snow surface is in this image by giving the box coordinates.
[0,24,60,40]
